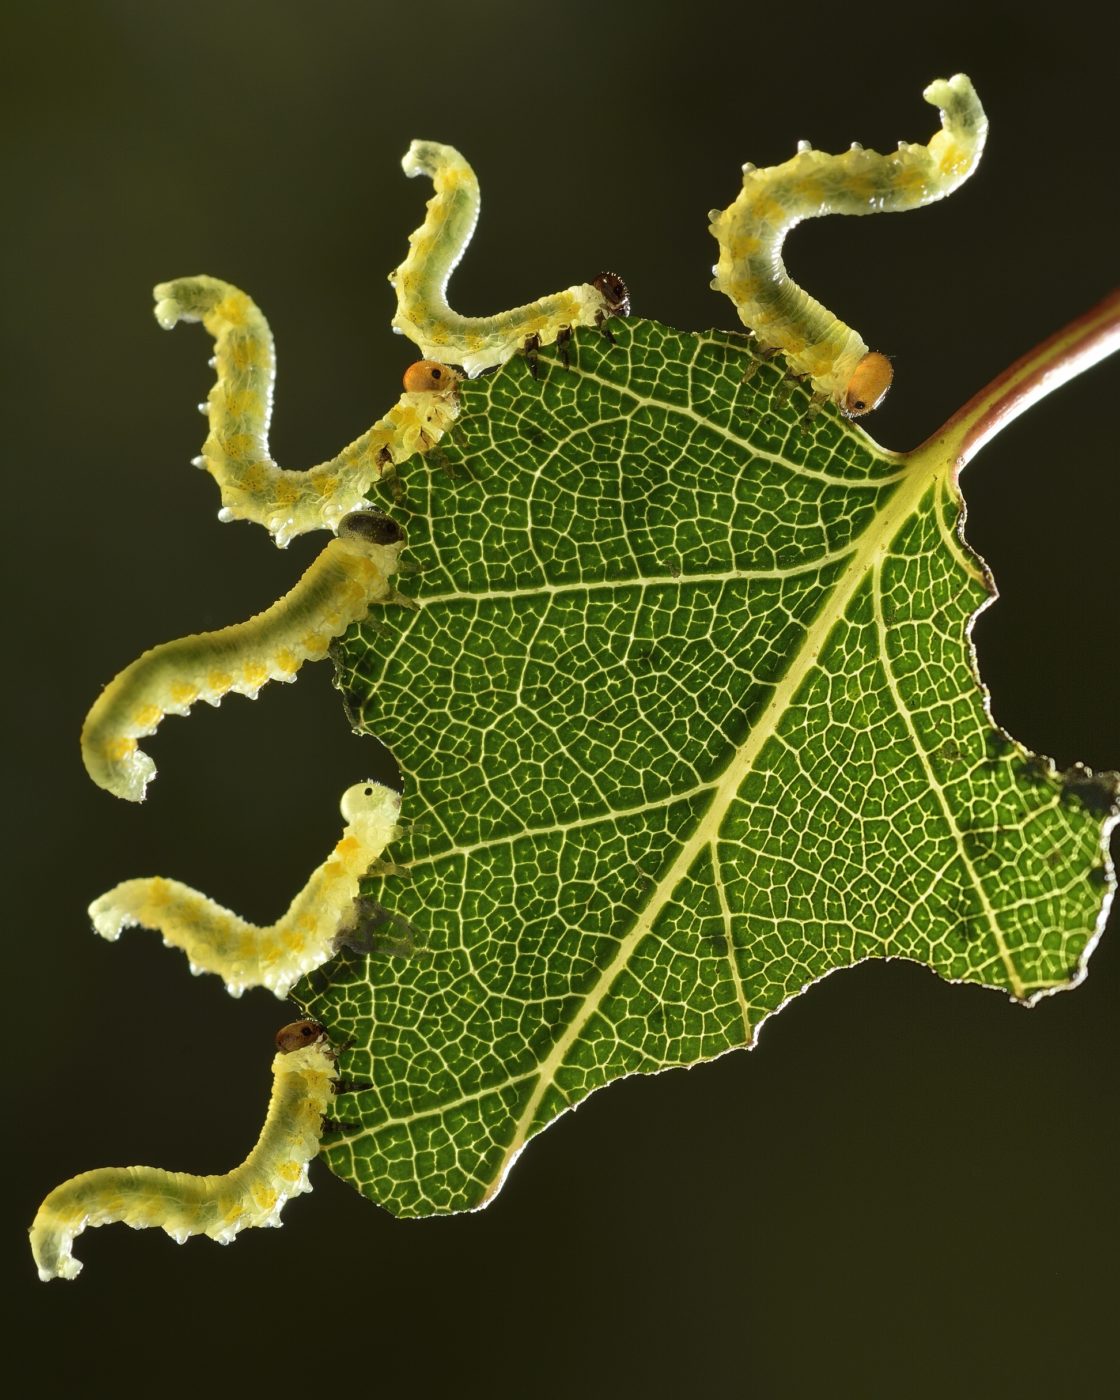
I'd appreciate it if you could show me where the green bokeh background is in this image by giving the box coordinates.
[4,3,1116,1396]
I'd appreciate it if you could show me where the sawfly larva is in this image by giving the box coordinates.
[390,140,627,375]
[89,782,402,997]
[153,275,460,545]
[709,73,987,414]
[30,1022,336,1282]
[80,511,407,802]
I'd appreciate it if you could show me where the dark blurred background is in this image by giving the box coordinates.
[4,3,1117,1396]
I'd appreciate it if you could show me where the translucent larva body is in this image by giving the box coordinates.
[709,74,988,413]
[80,512,407,802]
[153,276,460,545]
[390,140,615,376]
[89,782,402,997]
[30,1024,336,1282]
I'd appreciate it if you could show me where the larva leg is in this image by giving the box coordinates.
[710,74,988,414]
[89,783,402,997]
[153,276,460,546]
[389,141,626,376]
[81,512,407,802]
[30,1022,336,1281]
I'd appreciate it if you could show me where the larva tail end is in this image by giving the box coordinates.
[81,731,157,804]
[152,275,228,329]
[153,296,184,331]
[30,1218,83,1283]
[102,749,157,804]
[922,73,987,142]
[88,896,128,942]
[402,139,462,180]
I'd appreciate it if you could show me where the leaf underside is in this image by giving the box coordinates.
[295,318,1113,1217]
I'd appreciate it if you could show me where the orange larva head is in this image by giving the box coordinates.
[843,352,893,417]
[402,360,456,393]
[275,1020,326,1054]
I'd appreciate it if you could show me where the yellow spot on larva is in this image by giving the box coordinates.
[335,836,360,856]
[214,292,251,327]
[207,672,234,693]
[242,663,268,686]
[133,704,162,728]
[107,737,138,759]
[275,1161,303,1184]
[752,194,789,226]
[274,649,299,674]
[227,336,264,373]
[169,681,199,704]
[222,387,259,419]
[937,141,969,175]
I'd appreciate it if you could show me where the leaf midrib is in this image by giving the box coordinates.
[481,446,946,1200]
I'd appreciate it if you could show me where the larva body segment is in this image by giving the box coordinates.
[390,140,611,376]
[710,74,988,412]
[80,512,407,802]
[153,275,460,546]
[89,782,402,997]
[30,1025,337,1281]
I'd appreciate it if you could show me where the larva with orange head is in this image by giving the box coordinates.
[390,141,627,375]
[153,276,460,545]
[89,782,402,997]
[710,74,987,414]
[80,511,408,802]
[30,1023,337,1281]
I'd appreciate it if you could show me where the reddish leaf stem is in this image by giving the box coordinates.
[911,288,1120,477]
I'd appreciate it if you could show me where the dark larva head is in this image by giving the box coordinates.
[592,272,631,317]
[843,352,893,417]
[338,510,405,546]
[276,1020,326,1054]
[402,360,457,393]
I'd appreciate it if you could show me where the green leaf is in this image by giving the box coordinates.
[297,315,1116,1217]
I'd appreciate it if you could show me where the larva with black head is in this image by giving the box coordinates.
[153,275,460,545]
[89,782,402,996]
[30,1023,337,1281]
[390,141,626,375]
[709,74,987,415]
[81,512,408,801]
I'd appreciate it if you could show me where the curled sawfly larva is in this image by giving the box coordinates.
[81,512,408,802]
[153,276,460,545]
[30,1023,336,1281]
[390,141,626,375]
[89,783,403,996]
[709,74,987,415]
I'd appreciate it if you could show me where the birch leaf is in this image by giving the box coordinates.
[299,313,1118,1216]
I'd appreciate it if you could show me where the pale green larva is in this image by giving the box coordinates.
[153,275,462,546]
[710,74,988,414]
[30,1022,337,1282]
[89,783,402,998]
[80,511,407,802]
[390,140,628,376]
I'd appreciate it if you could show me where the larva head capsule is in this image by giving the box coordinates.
[337,510,405,545]
[843,352,894,417]
[402,360,458,393]
[340,779,403,832]
[592,272,631,318]
[275,1020,327,1054]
